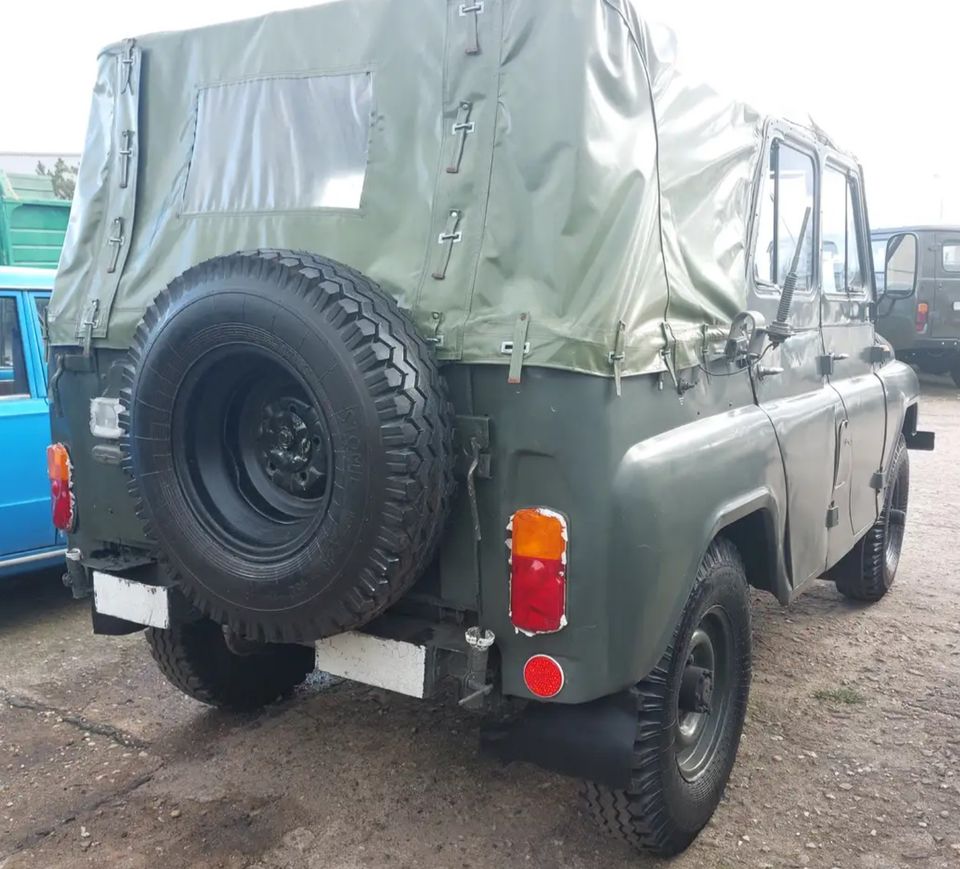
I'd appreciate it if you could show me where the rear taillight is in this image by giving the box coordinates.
[46,443,75,531]
[508,508,567,634]
[916,302,929,333]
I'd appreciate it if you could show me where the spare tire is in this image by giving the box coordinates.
[121,250,455,642]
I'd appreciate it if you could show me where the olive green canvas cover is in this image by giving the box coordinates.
[50,0,766,376]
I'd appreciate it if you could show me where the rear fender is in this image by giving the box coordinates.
[609,405,787,684]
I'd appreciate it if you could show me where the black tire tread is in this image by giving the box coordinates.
[145,620,315,711]
[581,538,749,857]
[834,434,909,602]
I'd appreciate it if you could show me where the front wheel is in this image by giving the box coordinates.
[833,434,909,602]
[581,538,752,857]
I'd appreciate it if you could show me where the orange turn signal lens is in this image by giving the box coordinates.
[511,508,566,560]
[47,443,71,483]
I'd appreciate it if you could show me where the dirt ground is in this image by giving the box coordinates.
[2,378,959,869]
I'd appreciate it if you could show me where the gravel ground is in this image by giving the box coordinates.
[1,377,959,869]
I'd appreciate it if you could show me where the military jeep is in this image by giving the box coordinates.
[46,0,934,857]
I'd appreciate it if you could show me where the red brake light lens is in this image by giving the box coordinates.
[46,443,75,531]
[916,302,929,334]
[523,654,564,698]
[509,508,567,634]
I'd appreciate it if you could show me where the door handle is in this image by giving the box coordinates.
[831,353,850,362]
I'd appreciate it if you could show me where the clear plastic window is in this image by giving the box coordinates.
[822,167,865,294]
[183,72,372,214]
[754,142,815,291]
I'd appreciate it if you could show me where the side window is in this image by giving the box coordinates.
[0,297,29,399]
[944,242,960,273]
[821,166,866,294]
[754,141,816,292]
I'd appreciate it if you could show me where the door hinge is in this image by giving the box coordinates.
[868,344,891,364]
[870,470,884,492]
[818,353,849,376]
[826,503,840,528]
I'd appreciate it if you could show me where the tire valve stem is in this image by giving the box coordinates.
[459,627,495,710]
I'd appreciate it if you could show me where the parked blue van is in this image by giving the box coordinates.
[0,266,64,577]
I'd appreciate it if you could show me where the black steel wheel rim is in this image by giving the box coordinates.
[884,469,907,575]
[675,605,734,781]
[171,345,334,559]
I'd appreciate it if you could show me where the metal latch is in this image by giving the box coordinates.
[456,416,491,542]
[507,313,530,385]
[79,299,100,356]
[459,2,484,55]
[106,217,125,274]
[447,102,475,174]
[432,210,463,280]
[118,130,135,189]
[119,38,137,94]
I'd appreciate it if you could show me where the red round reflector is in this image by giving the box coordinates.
[523,654,564,698]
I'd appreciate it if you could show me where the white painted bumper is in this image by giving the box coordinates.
[91,573,429,698]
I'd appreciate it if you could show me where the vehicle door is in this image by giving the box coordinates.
[0,289,57,558]
[819,161,887,559]
[933,231,960,338]
[749,132,841,588]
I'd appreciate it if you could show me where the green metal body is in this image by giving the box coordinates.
[0,172,70,269]
[874,226,960,376]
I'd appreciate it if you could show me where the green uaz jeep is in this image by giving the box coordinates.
[47,0,934,856]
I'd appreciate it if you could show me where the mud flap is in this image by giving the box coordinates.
[480,690,637,789]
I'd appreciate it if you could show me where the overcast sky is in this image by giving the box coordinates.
[1,0,957,227]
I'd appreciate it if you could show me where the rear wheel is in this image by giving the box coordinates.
[146,619,315,711]
[834,434,909,602]
[581,538,751,857]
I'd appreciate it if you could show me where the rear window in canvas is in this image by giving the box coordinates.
[182,72,372,214]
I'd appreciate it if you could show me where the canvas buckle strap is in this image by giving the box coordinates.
[446,102,475,174]
[459,2,484,55]
[432,210,463,280]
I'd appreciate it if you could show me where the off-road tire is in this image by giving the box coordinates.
[581,538,752,857]
[121,250,455,643]
[834,434,909,602]
[145,619,315,711]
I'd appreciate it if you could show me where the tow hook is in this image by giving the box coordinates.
[679,664,714,714]
[459,626,495,710]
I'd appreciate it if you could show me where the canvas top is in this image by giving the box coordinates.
[50,0,774,376]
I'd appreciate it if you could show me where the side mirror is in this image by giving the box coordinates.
[883,232,919,299]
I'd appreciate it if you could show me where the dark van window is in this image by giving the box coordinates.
[754,141,816,291]
[0,297,29,399]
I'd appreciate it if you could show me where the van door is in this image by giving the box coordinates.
[0,291,56,558]
[933,232,960,337]
[819,163,886,559]
[749,135,841,587]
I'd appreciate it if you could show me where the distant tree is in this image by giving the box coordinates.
[35,158,79,201]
